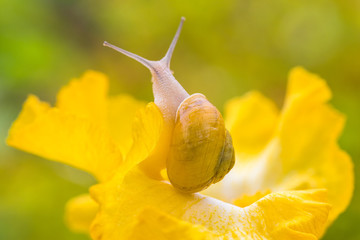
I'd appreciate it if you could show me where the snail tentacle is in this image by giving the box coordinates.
[103,41,156,72]
[103,18,189,122]
[161,17,186,69]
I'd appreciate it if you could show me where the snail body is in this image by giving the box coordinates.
[104,17,235,193]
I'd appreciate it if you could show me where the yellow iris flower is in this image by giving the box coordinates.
[7,67,353,239]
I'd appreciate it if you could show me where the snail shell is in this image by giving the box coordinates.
[168,94,235,193]
[104,17,235,193]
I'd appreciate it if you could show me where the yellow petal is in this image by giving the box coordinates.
[90,169,330,240]
[107,95,146,155]
[206,67,353,228]
[279,67,343,171]
[278,67,353,222]
[125,102,167,179]
[56,70,147,156]
[7,95,122,181]
[277,147,353,224]
[225,91,279,156]
[248,189,330,239]
[126,207,215,240]
[65,194,98,233]
[56,70,109,125]
[323,148,353,223]
[284,67,331,107]
[233,190,271,208]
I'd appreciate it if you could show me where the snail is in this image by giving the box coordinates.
[104,17,235,193]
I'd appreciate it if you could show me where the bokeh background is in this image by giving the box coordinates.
[1,0,359,239]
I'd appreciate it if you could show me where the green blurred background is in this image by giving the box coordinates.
[0,0,359,239]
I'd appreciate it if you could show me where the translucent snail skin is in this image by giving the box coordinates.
[104,17,235,193]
